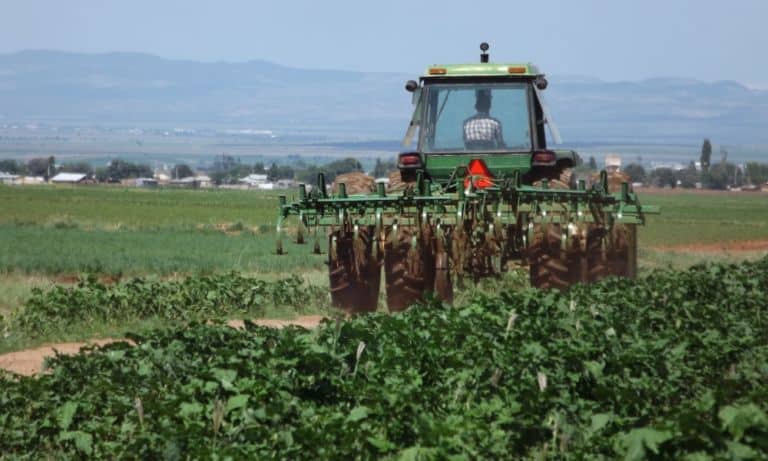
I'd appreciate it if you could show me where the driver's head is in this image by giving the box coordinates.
[475,89,492,113]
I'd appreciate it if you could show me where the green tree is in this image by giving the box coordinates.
[59,161,94,175]
[588,156,597,170]
[102,159,153,181]
[702,161,741,190]
[173,164,195,179]
[623,163,646,183]
[371,158,397,178]
[649,168,677,188]
[676,162,700,189]
[745,162,768,185]
[700,139,712,171]
[27,157,55,179]
[0,159,25,174]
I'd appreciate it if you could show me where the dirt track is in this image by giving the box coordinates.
[652,239,768,253]
[0,316,326,376]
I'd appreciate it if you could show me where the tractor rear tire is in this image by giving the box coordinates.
[528,223,575,290]
[384,226,434,312]
[328,227,381,314]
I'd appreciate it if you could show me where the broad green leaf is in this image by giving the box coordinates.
[719,404,768,440]
[367,436,395,451]
[57,401,78,430]
[347,406,370,422]
[621,427,673,461]
[590,412,612,432]
[60,431,93,455]
[226,394,249,413]
[178,402,204,418]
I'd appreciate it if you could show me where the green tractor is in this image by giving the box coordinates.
[277,43,658,313]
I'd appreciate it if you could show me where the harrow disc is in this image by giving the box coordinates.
[528,222,578,290]
[328,227,381,314]
[586,223,638,282]
[384,225,434,312]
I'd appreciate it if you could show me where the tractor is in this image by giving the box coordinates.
[276,43,658,313]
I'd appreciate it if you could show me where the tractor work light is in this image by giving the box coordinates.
[532,150,556,165]
[398,152,422,168]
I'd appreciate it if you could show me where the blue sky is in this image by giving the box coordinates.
[2,0,767,87]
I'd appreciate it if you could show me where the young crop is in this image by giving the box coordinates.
[7,273,327,338]
[1,258,767,459]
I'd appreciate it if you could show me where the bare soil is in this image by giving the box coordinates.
[0,315,326,376]
[651,239,768,253]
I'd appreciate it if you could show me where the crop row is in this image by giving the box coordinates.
[1,258,767,459]
[5,273,327,339]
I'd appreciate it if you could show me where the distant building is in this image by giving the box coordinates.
[20,176,45,185]
[275,179,296,189]
[0,172,20,184]
[135,177,158,188]
[650,162,686,171]
[169,175,212,189]
[239,174,269,187]
[51,172,90,184]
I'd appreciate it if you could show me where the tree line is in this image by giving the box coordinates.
[0,155,399,185]
[580,139,767,190]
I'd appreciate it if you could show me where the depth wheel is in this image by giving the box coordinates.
[384,226,434,312]
[328,227,381,314]
[528,223,575,290]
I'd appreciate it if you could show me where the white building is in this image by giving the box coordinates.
[239,174,269,187]
[51,172,88,184]
[0,172,20,184]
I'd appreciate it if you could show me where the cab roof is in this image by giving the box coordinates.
[421,63,541,79]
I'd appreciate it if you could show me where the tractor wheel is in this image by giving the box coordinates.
[528,223,575,290]
[384,225,434,312]
[328,227,381,314]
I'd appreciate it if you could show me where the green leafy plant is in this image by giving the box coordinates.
[1,258,767,459]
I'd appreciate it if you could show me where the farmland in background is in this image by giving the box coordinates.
[1,184,767,350]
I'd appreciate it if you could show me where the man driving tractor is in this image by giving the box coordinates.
[463,89,505,149]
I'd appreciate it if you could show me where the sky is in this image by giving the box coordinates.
[1,0,767,87]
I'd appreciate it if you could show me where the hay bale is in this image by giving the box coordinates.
[331,172,375,194]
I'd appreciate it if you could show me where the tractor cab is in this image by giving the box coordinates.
[400,43,575,185]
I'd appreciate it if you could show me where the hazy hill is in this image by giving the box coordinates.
[1,50,767,144]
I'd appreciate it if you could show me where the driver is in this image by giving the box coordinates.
[463,89,505,149]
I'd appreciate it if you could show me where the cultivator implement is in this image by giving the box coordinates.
[275,43,659,313]
[277,169,658,312]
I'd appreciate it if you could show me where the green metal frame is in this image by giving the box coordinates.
[276,170,659,253]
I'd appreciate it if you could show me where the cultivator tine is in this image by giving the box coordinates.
[312,226,322,254]
[296,212,305,244]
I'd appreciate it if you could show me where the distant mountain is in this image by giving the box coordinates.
[1,50,767,144]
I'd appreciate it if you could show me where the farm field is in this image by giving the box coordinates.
[1,185,767,316]
[1,258,767,458]
[0,185,767,458]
